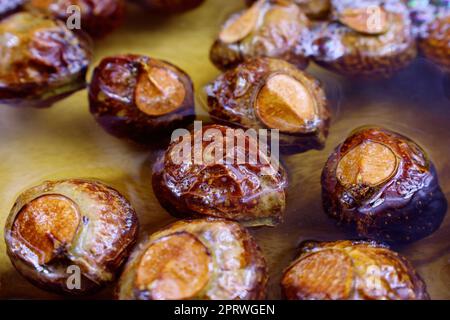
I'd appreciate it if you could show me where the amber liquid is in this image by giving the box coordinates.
[0,0,448,299]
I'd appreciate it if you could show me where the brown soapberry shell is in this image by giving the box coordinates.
[89,54,195,144]
[4,179,139,295]
[206,57,331,154]
[321,126,448,243]
[281,240,429,300]
[117,219,268,300]
[311,0,417,78]
[152,124,288,227]
[210,0,310,71]
[0,12,91,108]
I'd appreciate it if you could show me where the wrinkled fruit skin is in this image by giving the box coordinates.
[321,126,447,243]
[0,12,91,108]
[152,124,288,227]
[206,58,331,154]
[245,0,331,20]
[4,179,139,295]
[89,54,195,145]
[26,0,125,38]
[135,0,204,13]
[310,0,417,78]
[117,219,268,300]
[281,240,429,300]
[210,0,310,71]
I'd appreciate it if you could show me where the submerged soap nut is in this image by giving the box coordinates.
[117,219,267,300]
[26,0,125,38]
[310,0,417,78]
[134,0,204,13]
[281,240,429,300]
[4,179,139,295]
[152,124,288,227]
[210,0,311,71]
[0,12,91,108]
[206,57,331,154]
[89,54,195,144]
[321,126,448,243]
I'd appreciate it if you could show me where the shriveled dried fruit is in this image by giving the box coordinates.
[210,0,310,70]
[117,219,267,300]
[26,0,125,38]
[89,54,195,144]
[282,240,429,300]
[4,179,139,295]
[152,124,288,227]
[0,12,91,108]
[206,58,330,153]
[321,126,448,243]
[134,0,205,13]
[310,0,417,78]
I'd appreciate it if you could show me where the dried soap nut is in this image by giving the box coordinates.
[321,126,448,243]
[89,54,195,144]
[281,240,430,300]
[117,219,268,300]
[4,179,139,295]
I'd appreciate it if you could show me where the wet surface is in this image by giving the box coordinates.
[0,0,448,299]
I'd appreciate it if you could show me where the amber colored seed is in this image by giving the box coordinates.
[255,74,316,133]
[339,6,389,35]
[135,66,186,116]
[135,232,211,300]
[12,194,81,265]
[283,249,354,299]
[219,0,262,43]
[336,141,398,187]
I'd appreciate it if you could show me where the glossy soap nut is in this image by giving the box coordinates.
[321,126,448,243]
[117,219,268,300]
[281,240,429,300]
[245,0,331,20]
[134,0,205,13]
[206,58,331,154]
[0,12,91,108]
[26,0,125,38]
[310,0,417,78]
[89,54,195,144]
[210,0,311,71]
[4,179,139,295]
[152,124,288,227]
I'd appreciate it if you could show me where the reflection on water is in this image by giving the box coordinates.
[0,1,448,300]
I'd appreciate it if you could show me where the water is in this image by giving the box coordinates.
[0,0,448,299]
